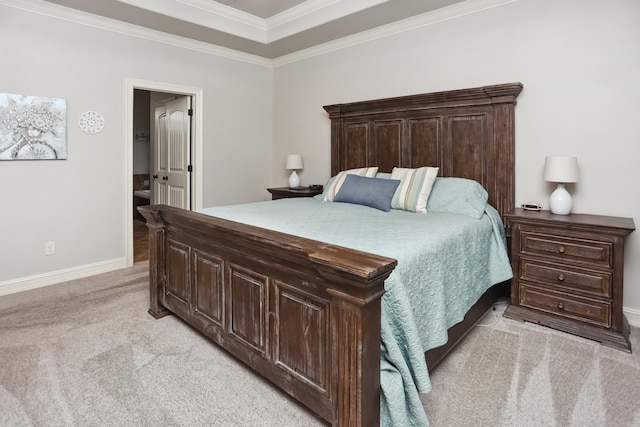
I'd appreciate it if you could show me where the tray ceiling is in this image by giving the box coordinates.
[40,0,466,58]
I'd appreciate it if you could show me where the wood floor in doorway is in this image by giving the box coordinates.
[133,219,149,263]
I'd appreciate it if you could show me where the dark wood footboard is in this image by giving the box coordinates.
[139,204,397,426]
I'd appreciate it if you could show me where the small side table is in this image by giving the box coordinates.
[267,187,323,200]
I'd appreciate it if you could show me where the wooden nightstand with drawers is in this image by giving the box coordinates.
[503,208,635,352]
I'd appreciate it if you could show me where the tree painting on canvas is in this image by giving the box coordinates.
[0,93,67,160]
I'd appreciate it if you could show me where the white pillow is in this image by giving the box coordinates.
[390,166,439,213]
[322,167,379,202]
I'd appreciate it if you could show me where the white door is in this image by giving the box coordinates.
[153,96,191,209]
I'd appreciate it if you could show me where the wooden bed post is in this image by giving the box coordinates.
[314,249,394,426]
[328,289,384,426]
[138,206,170,319]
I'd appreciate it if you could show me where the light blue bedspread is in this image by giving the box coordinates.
[199,198,513,426]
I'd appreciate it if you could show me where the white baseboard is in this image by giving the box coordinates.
[625,307,640,328]
[0,258,128,297]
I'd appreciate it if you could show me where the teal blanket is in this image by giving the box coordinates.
[199,198,512,426]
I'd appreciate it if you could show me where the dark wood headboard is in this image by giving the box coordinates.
[323,82,523,220]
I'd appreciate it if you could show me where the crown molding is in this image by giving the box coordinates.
[1,0,516,68]
[273,0,517,66]
[177,0,266,29]
[0,0,272,67]
[265,0,388,43]
[116,0,390,44]
[174,0,267,41]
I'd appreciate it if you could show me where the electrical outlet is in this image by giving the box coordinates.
[45,241,56,256]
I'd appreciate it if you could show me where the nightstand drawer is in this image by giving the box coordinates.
[519,259,612,298]
[520,231,612,268]
[519,283,611,328]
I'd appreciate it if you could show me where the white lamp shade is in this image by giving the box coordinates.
[543,156,579,183]
[285,154,303,170]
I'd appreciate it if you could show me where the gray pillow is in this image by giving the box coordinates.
[334,174,400,211]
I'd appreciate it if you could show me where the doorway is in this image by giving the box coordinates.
[125,78,204,266]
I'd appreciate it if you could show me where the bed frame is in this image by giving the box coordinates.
[139,82,523,426]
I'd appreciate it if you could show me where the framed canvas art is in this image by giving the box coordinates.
[0,93,67,160]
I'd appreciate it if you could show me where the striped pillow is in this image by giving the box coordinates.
[390,166,439,213]
[322,167,379,202]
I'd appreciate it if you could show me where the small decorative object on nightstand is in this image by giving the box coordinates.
[267,186,323,200]
[543,156,579,215]
[503,208,635,352]
[285,154,303,188]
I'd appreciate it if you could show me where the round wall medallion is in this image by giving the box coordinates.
[78,111,105,134]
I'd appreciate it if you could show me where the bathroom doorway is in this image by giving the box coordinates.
[125,78,204,266]
[132,91,192,262]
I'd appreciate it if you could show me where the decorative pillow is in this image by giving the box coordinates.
[426,177,489,219]
[322,167,379,202]
[374,172,392,180]
[390,166,439,213]
[334,175,400,212]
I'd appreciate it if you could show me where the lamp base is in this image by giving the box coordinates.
[288,170,300,188]
[549,183,572,215]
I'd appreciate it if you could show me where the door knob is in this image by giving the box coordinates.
[162,176,168,181]
[152,174,158,179]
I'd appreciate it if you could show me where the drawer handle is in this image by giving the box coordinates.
[557,273,565,281]
[558,246,566,254]
[557,302,565,310]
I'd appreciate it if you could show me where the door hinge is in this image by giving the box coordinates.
[188,108,193,116]
[188,164,193,172]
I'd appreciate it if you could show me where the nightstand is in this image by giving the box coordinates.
[267,187,323,200]
[503,208,635,352]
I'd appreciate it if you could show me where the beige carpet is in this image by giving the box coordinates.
[1,264,639,426]
[0,263,324,426]
[423,303,640,426]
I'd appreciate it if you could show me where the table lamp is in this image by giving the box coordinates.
[543,156,579,215]
[286,154,303,188]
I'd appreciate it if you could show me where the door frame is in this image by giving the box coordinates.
[124,78,204,266]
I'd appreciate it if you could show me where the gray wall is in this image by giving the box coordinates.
[271,0,640,321]
[0,4,272,285]
[2,0,640,323]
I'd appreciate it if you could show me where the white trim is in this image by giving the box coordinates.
[117,0,390,43]
[0,0,272,68]
[0,259,127,296]
[625,306,640,328]
[273,0,517,66]
[178,0,267,31]
[125,78,204,267]
[265,0,388,43]
[0,0,515,66]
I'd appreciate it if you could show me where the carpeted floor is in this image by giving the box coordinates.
[0,263,324,426]
[1,264,639,426]
[424,303,640,426]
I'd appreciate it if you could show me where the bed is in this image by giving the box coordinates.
[138,82,523,426]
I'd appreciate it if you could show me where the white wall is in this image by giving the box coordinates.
[272,0,640,318]
[0,4,272,285]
